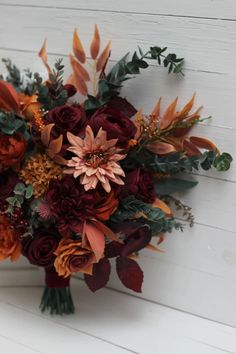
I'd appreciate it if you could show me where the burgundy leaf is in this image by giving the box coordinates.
[107,97,137,118]
[116,257,143,293]
[105,241,124,258]
[84,258,111,292]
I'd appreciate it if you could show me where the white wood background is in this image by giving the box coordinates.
[0,0,236,338]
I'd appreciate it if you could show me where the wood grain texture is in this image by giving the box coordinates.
[1,0,236,20]
[0,5,236,75]
[0,281,236,354]
[0,0,235,331]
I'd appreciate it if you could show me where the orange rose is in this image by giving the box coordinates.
[54,238,97,278]
[0,214,21,261]
[0,132,27,173]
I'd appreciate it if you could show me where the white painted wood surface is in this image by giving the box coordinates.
[0,0,236,340]
[0,279,236,354]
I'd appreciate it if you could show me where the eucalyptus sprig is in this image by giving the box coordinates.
[5,183,33,215]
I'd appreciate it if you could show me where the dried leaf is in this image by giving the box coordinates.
[0,80,20,113]
[48,135,63,154]
[96,41,111,72]
[176,94,195,119]
[152,198,172,216]
[145,243,164,253]
[146,141,176,155]
[183,139,202,156]
[73,29,86,63]
[190,136,219,153]
[160,97,178,130]
[41,123,54,147]
[72,73,88,96]
[90,219,122,243]
[151,98,161,119]
[70,55,90,82]
[84,258,111,292]
[90,24,100,59]
[38,39,51,73]
[83,221,105,261]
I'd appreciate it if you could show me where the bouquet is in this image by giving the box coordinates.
[0,26,232,315]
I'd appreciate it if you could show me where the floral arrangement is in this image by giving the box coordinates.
[0,26,232,315]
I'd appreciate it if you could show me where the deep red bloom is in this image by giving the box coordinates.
[44,176,96,235]
[22,228,60,267]
[0,170,19,201]
[89,107,137,148]
[121,168,156,203]
[44,104,87,142]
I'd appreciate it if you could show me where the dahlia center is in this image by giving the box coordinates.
[84,151,107,168]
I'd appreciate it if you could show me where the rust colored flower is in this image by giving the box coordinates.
[65,125,126,193]
[0,214,21,261]
[93,189,119,221]
[0,132,27,173]
[54,238,97,278]
[20,153,64,198]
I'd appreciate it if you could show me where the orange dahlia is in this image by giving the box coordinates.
[65,125,126,193]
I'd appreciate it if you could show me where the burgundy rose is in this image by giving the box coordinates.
[121,168,156,203]
[0,170,19,201]
[44,176,96,236]
[89,107,137,148]
[44,104,87,142]
[106,221,152,257]
[22,229,60,267]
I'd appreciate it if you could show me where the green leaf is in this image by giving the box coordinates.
[155,178,198,195]
[14,183,26,195]
[213,152,233,171]
[25,184,33,199]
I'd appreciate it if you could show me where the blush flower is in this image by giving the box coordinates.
[65,126,126,193]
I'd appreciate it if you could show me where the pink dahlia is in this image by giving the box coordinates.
[65,126,126,192]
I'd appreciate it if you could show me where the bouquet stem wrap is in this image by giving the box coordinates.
[40,267,74,315]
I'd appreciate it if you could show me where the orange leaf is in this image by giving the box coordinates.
[41,123,54,147]
[160,97,178,130]
[90,24,100,59]
[90,219,123,243]
[151,98,161,118]
[72,73,88,96]
[145,243,164,253]
[0,80,20,113]
[38,39,51,73]
[176,94,195,119]
[48,135,63,154]
[96,41,111,72]
[83,221,105,261]
[183,139,202,156]
[152,198,172,216]
[73,29,86,63]
[189,136,219,153]
[146,141,176,155]
[69,55,90,82]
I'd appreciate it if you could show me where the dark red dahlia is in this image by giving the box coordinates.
[89,107,137,148]
[44,176,96,236]
[121,168,156,203]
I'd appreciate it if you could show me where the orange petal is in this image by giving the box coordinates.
[160,97,178,130]
[189,136,219,153]
[96,41,111,72]
[146,141,176,155]
[176,94,195,119]
[38,39,51,73]
[151,98,161,119]
[48,135,63,154]
[90,24,100,59]
[10,243,21,261]
[41,123,54,147]
[0,80,20,113]
[70,55,90,82]
[83,221,105,261]
[73,29,86,63]
[152,198,172,216]
[72,73,88,96]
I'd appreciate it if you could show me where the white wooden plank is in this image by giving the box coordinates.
[1,0,236,21]
[0,334,41,354]
[0,6,235,75]
[106,223,236,327]
[0,268,43,286]
[0,283,235,354]
[0,299,131,354]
